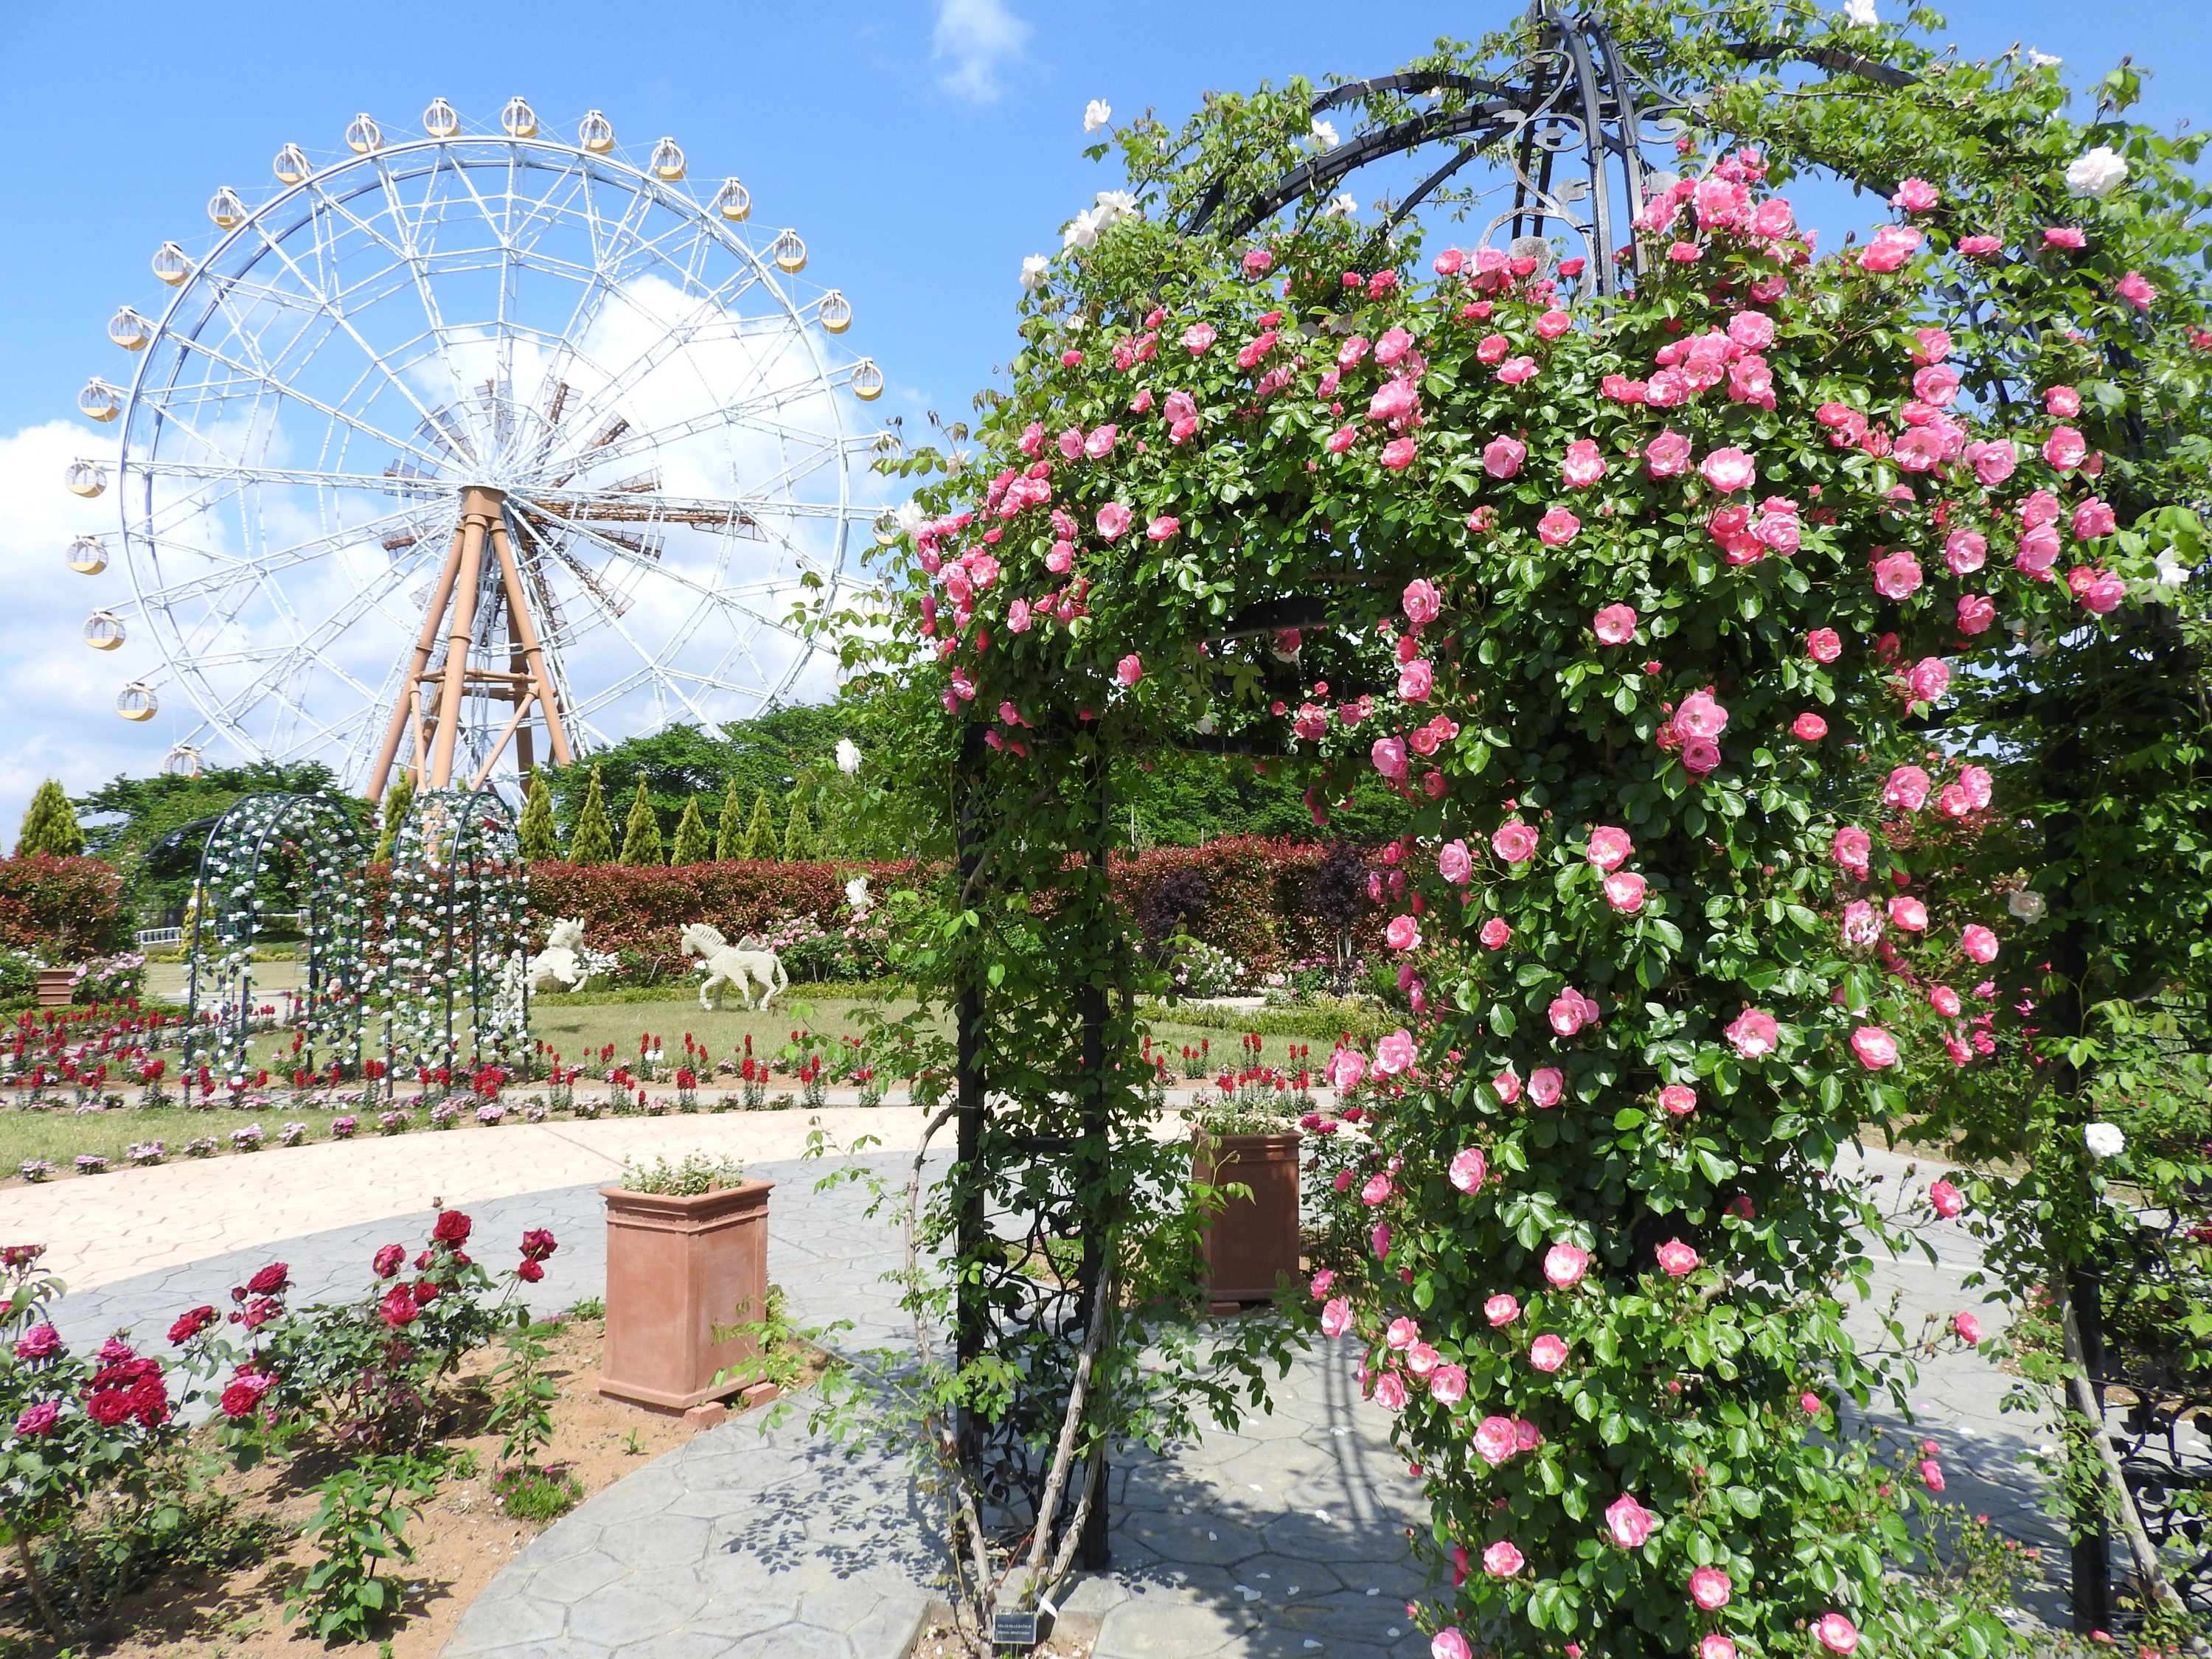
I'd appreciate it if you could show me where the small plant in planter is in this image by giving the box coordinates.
[600,1153,773,1412]
[1189,1082,1304,1307]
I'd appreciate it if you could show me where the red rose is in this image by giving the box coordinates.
[246,1262,291,1296]
[86,1389,133,1427]
[520,1228,558,1262]
[411,1279,441,1307]
[517,1260,545,1283]
[372,1244,406,1279]
[379,1287,420,1329]
[167,1305,219,1345]
[432,1211,473,1246]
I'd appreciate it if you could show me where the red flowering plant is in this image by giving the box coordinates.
[846,48,2202,1641]
[170,1210,557,1459]
[0,1243,181,1638]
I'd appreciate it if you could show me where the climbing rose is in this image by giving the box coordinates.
[2066,145,2129,197]
[1116,655,1143,687]
[1698,447,1756,492]
[1380,437,1416,470]
[1450,1148,1488,1192]
[1883,765,1932,811]
[1485,1294,1520,1326]
[1481,1541,1523,1578]
[1543,1244,1590,1288]
[1561,439,1607,487]
[1832,827,1873,877]
[1584,827,1632,871]
[1373,1371,1408,1410]
[1492,1068,1523,1104]
[1548,992,1590,1036]
[1491,822,1537,863]
[1907,657,1951,703]
[1676,689,1728,737]
[1660,1085,1697,1116]
[2044,425,2088,469]
[1385,915,1421,951]
[1655,1239,1700,1276]
[1872,549,1923,599]
[1537,507,1580,546]
[1792,712,1829,741]
[1528,1067,1565,1107]
[1891,177,1938,212]
[1690,1567,1733,1610]
[1145,515,1179,542]
[1850,1026,1901,1069]
[1529,1335,1569,1371]
[1371,737,1409,780]
[1644,429,1692,476]
[1433,1629,1475,1659]
[1593,604,1638,644]
[1951,1312,1982,1343]
[1807,628,1843,663]
[1474,1416,1518,1464]
[1180,321,1217,355]
[1479,918,1511,949]
[1324,1048,1364,1091]
[1930,985,1963,1017]
[1888,895,1928,931]
[1374,1029,1416,1075]
[2085,1121,2127,1159]
[1403,578,1442,626]
[1429,1364,1467,1404]
[1725,1008,1779,1059]
[1961,925,2000,963]
[1482,436,1526,478]
[1604,1493,1655,1548]
[1703,1640,1739,1659]
[1438,841,1472,884]
[1321,1297,1353,1338]
[1603,872,1646,912]
[1095,502,1132,540]
[1920,1457,1946,1492]
[2116,270,2157,310]
[1958,594,1996,634]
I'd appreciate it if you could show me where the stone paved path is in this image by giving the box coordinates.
[38,1131,2084,1657]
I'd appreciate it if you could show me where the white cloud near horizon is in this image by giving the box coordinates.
[933,0,1029,100]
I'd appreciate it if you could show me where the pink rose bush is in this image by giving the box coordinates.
[889,100,2151,1659]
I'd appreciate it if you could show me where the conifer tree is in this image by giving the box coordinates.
[517,769,559,863]
[14,780,84,858]
[740,791,776,860]
[372,771,414,864]
[618,780,664,866]
[714,778,746,860]
[568,768,614,866]
[781,792,815,862]
[669,797,712,866]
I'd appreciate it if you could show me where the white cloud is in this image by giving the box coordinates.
[933,0,1029,102]
[0,420,174,843]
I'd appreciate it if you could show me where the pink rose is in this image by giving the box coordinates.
[1930,1178,1964,1217]
[1561,438,1607,488]
[1380,437,1417,471]
[1450,1147,1488,1193]
[2117,270,2157,310]
[1593,604,1638,645]
[1046,542,1075,574]
[1482,436,1526,479]
[1434,1629,1475,1659]
[1930,985,1963,1017]
[1681,737,1722,776]
[1485,1293,1520,1326]
[2073,498,2118,540]
[1964,442,2016,486]
[1883,765,1932,811]
[1324,1048,1364,1091]
[1479,917,1511,950]
[1399,580,1444,630]
[1891,177,1938,212]
[1850,1026,1901,1069]
[1372,737,1409,780]
[1952,1311,1981,1343]
[1480,1540,1523,1578]
[1543,1243,1589,1288]
[1096,502,1133,540]
[1604,1492,1655,1548]
[1957,594,1996,635]
[1475,1415,1518,1464]
[1676,689,1728,737]
[1084,424,1117,458]
[1603,872,1646,912]
[1817,1614,1860,1655]
[1585,826,1633,871]
[1146,515,1180,542]
[1872,550,1924,600]
[1430,1363,1467,1403]
[1725,1008,1779,1060]
[1961,764,1992,808]
[1961,925,1999,963]
[1698,447,1757,493]
[1308,1270,1335,1300]
[1907,656,1951,703]
[1537,507,1580,546]
[1374,1029,1417,1075]
[1832,826,1873,877]
[1958,234,2002,257]
[1548,993,1588,1037]
[1492,1067,1523,1105]
[1437,841,1473,885]
[1888,895,1928,931]
[1792,712,1829,741]
[1373,1371,1408,1409]
[1644,429,1693,478]
[1514,1418,1542,1453]
[1689,1566,1733,1610]
[1919,1457,1946,1492]
[1397,658,1433,701]
[2076,568,2125,613]
[1842,899,1883,947]
[1529,1334,1569,1371]
[2044,425,2088,469]
[1180,321,1217,355]
[1528,1066,1565,1107]
[1655,1239,1700,1276]
[1492,822,1537,863]
[1497,356,1537,384]
[1116,654,1144,687]
[1807,628,1843,664]
[1325,424,1358,454]
[1659,1085,1697,1116]
[1703,1639,1739,1659]
[1944,530,1989,575]
[1361,1172,1394,1208]
[1385,915,1422,951]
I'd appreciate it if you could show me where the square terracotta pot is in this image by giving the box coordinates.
[599,1178,773,1412]
[1193,1131,1304,1304]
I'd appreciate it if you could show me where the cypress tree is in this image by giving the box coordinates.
[372,771,414,864]
[517,769,559,863]
[781,792,815,862]
[669,797,712,866]
[714,778,746,860]
[740,791,776,860]
[14,780,84,858]
[618,780,664,866]
[568,768,615,866]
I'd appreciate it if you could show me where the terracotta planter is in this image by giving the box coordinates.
[599,1178,774,1412]
[1194,1131,1303,1305]
[35,969,75,1009]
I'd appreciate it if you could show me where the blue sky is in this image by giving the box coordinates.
[0,0,2205,846]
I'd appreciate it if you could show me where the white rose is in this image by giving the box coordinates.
[1093,189,1138,225]
[1060,209,1101,253]
[2084,1121,2126,1160]
[893,501,928,537]
[845,875,872,912]
[2027,49,2062,67]
[2006,890,2047,921]
[1311,117,1340,150]
[1324,192,1360,219]
[1084,99,1111,134]
[835,738,861,776]
[2066,146,2129,199]
[1842,0,1877,24]
[1019,254,1050,291]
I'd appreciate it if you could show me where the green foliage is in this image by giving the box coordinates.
[668,797,712,866]
[740,791,776,860]
[284,1452,440,1642]
[485,1318,561,1471]
[490,1464,580,1523]
[372,771,413,866]
[517,770,559,863]
[618,1151,746,1194]
[713,778,747,860]
[779,793,815,861]
[617,781,664,866]
[566,768,613,866]
[15,781,83,860]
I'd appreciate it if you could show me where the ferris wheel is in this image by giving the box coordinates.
[68,97,899,796]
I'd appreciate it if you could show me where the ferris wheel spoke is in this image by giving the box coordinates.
[560,380,852,481]
[128,507,445,612]
[316,168,467,399]
[154,331,453,476]
[132,459,449,500]
[526,502,809,613]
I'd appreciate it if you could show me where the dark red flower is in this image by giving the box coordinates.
[218,1372,273,1418]
[432,1210,473,1246]
[97,1338,138,1365]
[411,1279,441,1307]
[86,1389,133,1427]
[379,1287,419,1329]
[520,1228,558,1262]
[517,1260,545,1283]
[372,1244,406,1279]
[238,1295,283,1332]
[246,1262,291,1296]
[126,1375,171,1427]
[167,1305,219,1345]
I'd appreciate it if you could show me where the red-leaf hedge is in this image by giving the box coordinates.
[0,856,131,959]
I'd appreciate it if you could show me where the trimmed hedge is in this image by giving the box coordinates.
[0,856,131,959]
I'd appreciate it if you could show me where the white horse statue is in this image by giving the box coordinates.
[680,922,789,1012]
[524,917,596,995]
